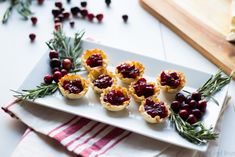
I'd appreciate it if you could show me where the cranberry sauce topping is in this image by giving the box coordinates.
[93,74,113,89]
[144,99,168,118]
[62,79,83,94]
[133,78,154,98]
[103,90,129,105]
[117,63,140,78]
[160,71,180,88]
[86,53,103,68]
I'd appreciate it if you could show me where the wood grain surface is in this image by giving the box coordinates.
[140,0,235,79]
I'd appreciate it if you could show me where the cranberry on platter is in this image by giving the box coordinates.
[31,16,38,25]
[53,71,62,83]
[29,33,36,42]
[103,90,129,106]
[62,79,84,94]
[62,58,72,70]
[132,78,155,98]
[49,50,59,59]
[171,101,181,113]
[44,74,53,84]
[96,14,104,22]
[93,74,113,89]
[186,114,198,124]
[50,58,61,68]
[86,53,103,68]
[116,63,140,79]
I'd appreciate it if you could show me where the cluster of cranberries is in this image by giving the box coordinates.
[104,90,129,105]
[86,53,103,68]
[117,63,140,79]
[144,99,168,118]
[62,79,83,94]
[93,74,113,89]
[160,71,180,88]
[171,92,207,124]
[43,50,73,84]
[133,78,154,98]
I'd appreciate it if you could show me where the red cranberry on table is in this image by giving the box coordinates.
[186,114,198,124]
[179,109,189,120]
[63,12,70,19]
[37,0,44,5]
[171,101,181,113]
[191,109,202,119]
[55,1,63,9]
[52,9,61,17]
[52,67,60,73]
[105,0,111,7]
[61,69,68,76]
[31,17,37,25]
[81,1,87,7]
[198,100,207,113]
[80,9,88,17]
[71,7,80,16]
[70,21,75,28]
[191,92,201,101]
[122,14,128,23]
[44,74,53,84]
[188,100,198,109]
[175,92,186,103]
[53,71,62,83]
[96,14,104,22]
[54,23,62,31]
[29,33,36,42]
[87,13,95,21]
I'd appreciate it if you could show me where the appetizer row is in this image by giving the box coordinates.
[57,49,186,124]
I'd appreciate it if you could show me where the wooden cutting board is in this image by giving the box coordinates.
[140,0,235,79]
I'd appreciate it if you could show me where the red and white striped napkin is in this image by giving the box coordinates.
[2,95,230,157]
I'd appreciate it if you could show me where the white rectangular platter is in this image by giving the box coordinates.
[18,40,228,152]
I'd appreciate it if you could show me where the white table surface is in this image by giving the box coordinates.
[0,0,235,156]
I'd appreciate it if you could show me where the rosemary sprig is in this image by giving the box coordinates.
[12,83,58,101]
[46,28,85,70]
[170,109,218,145]
[170,71,233,145]
[1,0,32,24]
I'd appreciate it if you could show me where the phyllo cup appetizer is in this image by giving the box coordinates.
[157,70,186,93]
[139,97,170,123]
[100,85,130,111]
[129,78,160,103]
[115,61,144,84]
[58,74,89,99]
[82,49,108,72]
[88,69,117,94]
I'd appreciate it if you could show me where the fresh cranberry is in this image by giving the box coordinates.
[81,1,87,7]
[70,21,75,28]
[44,74,53,84]
[186,114,198,124]
[63,12,70,19]
[53,71,62,83]
[96,14,104,22]
[160,71,180,88]
[93,74,113,89]
[171,101,181,113]
[49,50,59,59]
[29,33,36,42]
[52,67,60,73]
[181,103,190,111]
[198,100,207,112]
[117,63,140,79]
[62,59,72,70]
[31,16,37,25]
[37,0,44,5]
[179,109,189,120]
[122,14,128,23]
[133,78,154,98]
[55,23,62,31]
[61,69,68,76]
[105,0,111,7]
[80,9,88,17]
[104,90,129,105]
[175,93,185,103]
[52,9,61,17]
[50,58,61,68]
[62,79,83,94]
[144,99,168,118]
[87,13,95,21]
[71,7,80,16]
[58,14,64,22]
[86,53,103,68]
[185,96,192,104]
[54,17,61,23]
[191,92,202,101]
[191,109,202,119]
[188,100,197,109]
[55,1,63,9]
